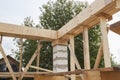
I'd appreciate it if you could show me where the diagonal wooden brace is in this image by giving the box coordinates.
[21,43,42,79]
[0,45,16,80]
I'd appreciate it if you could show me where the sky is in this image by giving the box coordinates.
[0,0,120,64]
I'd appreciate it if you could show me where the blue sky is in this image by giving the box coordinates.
[0,0,120,64]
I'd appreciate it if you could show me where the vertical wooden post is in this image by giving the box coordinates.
[19,38,23,80]
[83,26,90,69]
[0,45,16,80]
[69,35,76,80]
[100,16,111,67]
[36,41,40,72]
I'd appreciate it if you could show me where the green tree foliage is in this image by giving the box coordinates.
[40,0,101,68]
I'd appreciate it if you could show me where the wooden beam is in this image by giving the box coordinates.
[30,65,53,72]
[21,43,42,79]
[30,66,71,78]
[100,16,111,67]
[94,43,103,69]
[83,26,90,69]
[69,35,76,80]
[110,21,120,35]
[84,71,101,80]
[0,67,118,77]
[0,45,16,80]
[101,71,120,80]
[58,0,118,39]
[0,22,57,41]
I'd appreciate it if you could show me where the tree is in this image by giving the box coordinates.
[40,0,101,69]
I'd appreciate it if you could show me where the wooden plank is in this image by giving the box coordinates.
[0,22,57,41]
[0,45,16,80]
[52,39,68,46]
[69,35,76,80]
[100,16,111,67]
[34,75,65,80]
[84,71,101,80]
[101,71,120,80]
[0,67,117,77]
[58,0,119,39]
[21,44,42,79]
[83,27,90,69]
[30,65,53,72]
[110,21,120,34]
[94,43,103,69]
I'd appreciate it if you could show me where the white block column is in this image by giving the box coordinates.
[52,40,68,72]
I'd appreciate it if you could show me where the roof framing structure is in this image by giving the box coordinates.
[0,0,120,80]
[0,0,119,41]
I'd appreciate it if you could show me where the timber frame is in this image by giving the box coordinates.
[0,0,120,80]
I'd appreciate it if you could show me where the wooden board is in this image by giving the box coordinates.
[34,75,65,80]
[84,71,101,80]
[0,22,57,41]
[110,21,120,35]
[101,71,120,80]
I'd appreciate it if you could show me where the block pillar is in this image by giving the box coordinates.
[52,40,68,72]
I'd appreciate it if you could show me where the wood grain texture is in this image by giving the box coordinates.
[100,16,111,67]
[0,22,57,41]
